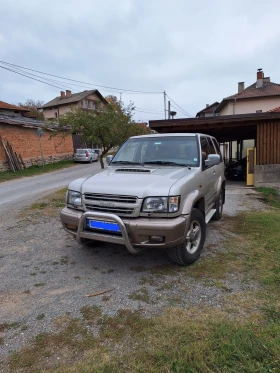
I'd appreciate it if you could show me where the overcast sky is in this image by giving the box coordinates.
[1,0,280,122]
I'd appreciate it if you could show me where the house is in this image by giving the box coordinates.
[215,69,280,115]
[0,100,73,171]
[41,89,108,120]
[0,100,30,117]
[196,102,219,118]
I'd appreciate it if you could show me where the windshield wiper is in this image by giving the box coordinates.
[143,161,188,167]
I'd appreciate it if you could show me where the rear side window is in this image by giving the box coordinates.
[207,138,217,155]
[200,137,209,161]
[212,138,223,161]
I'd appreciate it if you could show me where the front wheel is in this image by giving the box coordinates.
[166,208,206,266]
[212,189,224,221]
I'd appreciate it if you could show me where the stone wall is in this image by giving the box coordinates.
[0,124,74,171]
[254,164,280,190]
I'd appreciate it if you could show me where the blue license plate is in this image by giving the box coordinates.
[86,219,121,232]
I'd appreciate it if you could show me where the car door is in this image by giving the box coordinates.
[206,137,222,204]
[200,136,217,211]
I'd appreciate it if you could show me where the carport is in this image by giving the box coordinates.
[149,112,280,189]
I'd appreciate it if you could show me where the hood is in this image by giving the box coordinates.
[80,166,196,198]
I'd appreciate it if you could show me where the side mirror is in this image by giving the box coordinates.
[204,154,220,167]
[106,155,113,165]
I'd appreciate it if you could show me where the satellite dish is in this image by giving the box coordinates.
[170,111,177,119]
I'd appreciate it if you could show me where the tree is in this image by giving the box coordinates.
[59,96,149,168]
[18,99,44,120]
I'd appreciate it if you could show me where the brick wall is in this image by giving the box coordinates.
[0,124,74,171]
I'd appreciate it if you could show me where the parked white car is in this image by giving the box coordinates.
[73,149,98,163]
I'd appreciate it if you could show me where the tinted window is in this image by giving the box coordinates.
[207,138,217,155]
[200,137,209,161]
[112,136,199,166]
[212,138,222,161]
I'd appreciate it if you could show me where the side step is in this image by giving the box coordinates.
[205,209,216,224]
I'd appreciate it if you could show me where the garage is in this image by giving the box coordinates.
[149,112,280,189]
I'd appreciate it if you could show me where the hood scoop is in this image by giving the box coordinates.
[115,168,151,173]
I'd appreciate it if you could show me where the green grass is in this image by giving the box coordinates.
[18,188,67,220]
[0,160,76,183]
[256,187,280,209]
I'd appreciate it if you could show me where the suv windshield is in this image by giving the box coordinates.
[112,136,199,167]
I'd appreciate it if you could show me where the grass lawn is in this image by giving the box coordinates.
[5,188,280,373]
[0,160,76,183]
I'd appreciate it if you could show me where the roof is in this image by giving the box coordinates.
[196,102,219,117]
[131,133,197,139]
[268,106,280,112]
[215,81,280,112]
[41,90,107,109]
[149,112,280,142]
[0,101,29,112]
[0,114,69,131]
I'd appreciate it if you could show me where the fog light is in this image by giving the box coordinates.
[66,224,77,231]
[150,235,164,242]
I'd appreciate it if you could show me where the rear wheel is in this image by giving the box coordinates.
[166,208,206,265]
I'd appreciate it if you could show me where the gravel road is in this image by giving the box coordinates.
[0,184,266,363]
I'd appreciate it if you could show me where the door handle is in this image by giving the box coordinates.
[213,170,216,174]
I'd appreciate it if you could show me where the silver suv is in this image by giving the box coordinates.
[61,133,225,265]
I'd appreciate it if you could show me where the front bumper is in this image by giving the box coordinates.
[60,207,189,252]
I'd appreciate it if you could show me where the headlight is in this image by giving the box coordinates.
[142,196,180,213]
[67,190,82,206]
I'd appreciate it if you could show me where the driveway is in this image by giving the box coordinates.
[0,181,266,364]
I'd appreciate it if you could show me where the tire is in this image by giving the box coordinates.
[212,189,224,221]
[166,208,206,266]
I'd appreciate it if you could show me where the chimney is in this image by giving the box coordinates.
[256,68,264,88]
[206,104,209,108]
[238,82,245,93]
[66,90,72,98]
[263,77,270,83]
[60,91,65,98]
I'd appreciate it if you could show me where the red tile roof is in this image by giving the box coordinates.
[226,81,280,100]
[0,100,29,111]
[268,106,280,112]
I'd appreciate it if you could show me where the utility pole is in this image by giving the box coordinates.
[164,91,166,119]
[168,100,171,119]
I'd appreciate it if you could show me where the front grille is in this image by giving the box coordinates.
[84,193,137,204]
[85,204,134,215]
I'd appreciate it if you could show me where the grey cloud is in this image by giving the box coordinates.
[1,0,280,121]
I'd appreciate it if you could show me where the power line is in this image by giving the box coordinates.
[4,65,81,93]
[1,65,167,116]
[0,65,72,91]
[135,109,164,115]
[0,60,193,118]
[0,60,163,94]
[135,106,163,113]
[166,94,193,118]
[2,64,124,95]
